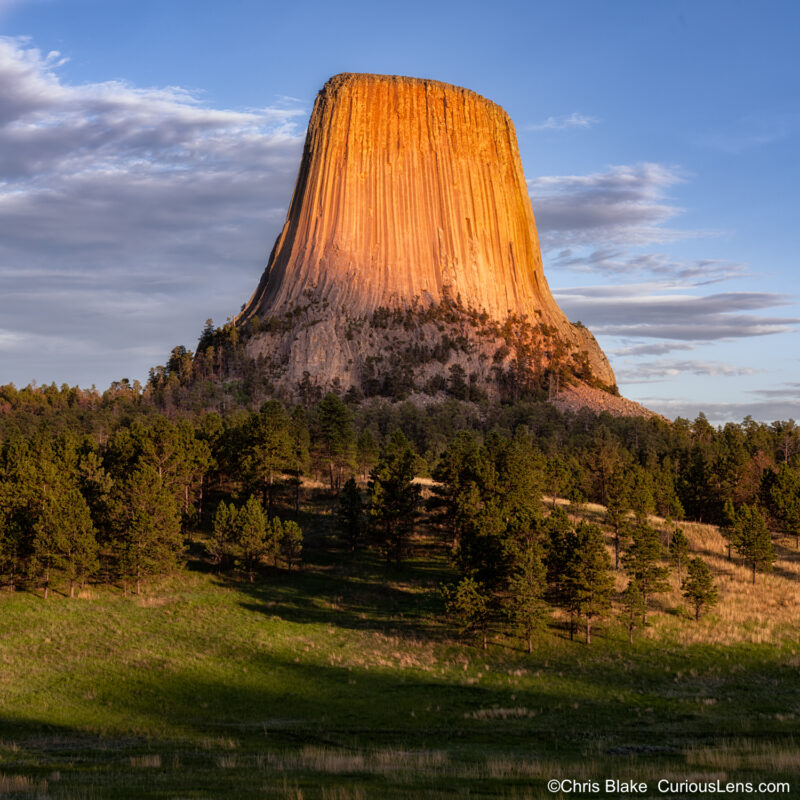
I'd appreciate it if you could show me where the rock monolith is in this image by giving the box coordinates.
[235,73,623,407]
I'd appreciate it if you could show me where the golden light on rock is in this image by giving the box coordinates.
[239,73,622,405]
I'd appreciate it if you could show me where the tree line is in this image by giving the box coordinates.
[3,381,798,533]
[1,384,797,627]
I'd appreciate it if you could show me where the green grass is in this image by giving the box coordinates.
[1,515,799,798]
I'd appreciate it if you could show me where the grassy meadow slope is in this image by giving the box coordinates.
[1,496,798,799]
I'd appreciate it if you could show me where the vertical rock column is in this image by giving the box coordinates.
[240,72,614,388]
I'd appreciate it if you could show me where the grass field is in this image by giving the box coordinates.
[1,498,799,798]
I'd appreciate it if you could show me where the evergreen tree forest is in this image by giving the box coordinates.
[1,373,799,646]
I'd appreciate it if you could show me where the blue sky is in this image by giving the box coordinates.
[0,0,798,422]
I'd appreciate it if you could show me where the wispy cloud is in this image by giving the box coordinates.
[613,342,696,357]
[554,284,799,342]
[530,163,739,293]
[0,0,28,18]
[530,163,692,250]
[550,249,746,284]
[0,36,305,386]
[640,394,800,425]
[0,36,304,220]
[697,112,799,155]
[616,359,760,383]
[526,112,598,131]
[533,156,794,402]
[748,382,800,400]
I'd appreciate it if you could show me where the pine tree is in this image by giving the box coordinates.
[210,501,237,568]
[107,416,210,524]
[543,506,574,604]
[288,405,311,514]
[234,496,268,581]
[315,393,356,491]
[429,431,484,550]
[368,430,421,567]
[109,465,183,594]
[621,581,646,645]
[261,517,280,567]
[733,504,775,584]
[493,430,544,526]
[30,489,58,600]
[505,540,547,653]
[605,466,632,569]
[356,429,379,482]
[720,498,738,560]
[562,522,614,645]
[681,557,718,620]
[4,433,99,598]
[337,477,364,553]
[444,576,491,650]
[32,483,98,598]
[78,449,113,520]
[719,497,737,561]
[621,523,670,624]
[652,460,684,520]
[629,466,655,525]
[588,432,622,506]
[544,453,573,509]
[0,434,41,590]
[279,519,303,570]
[246,401,292,516]
[669,527,690,584]
[767,464,800,548]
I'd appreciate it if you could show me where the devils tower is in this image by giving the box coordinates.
[235,73,626,409]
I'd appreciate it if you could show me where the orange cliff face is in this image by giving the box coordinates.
[238,73,616,394]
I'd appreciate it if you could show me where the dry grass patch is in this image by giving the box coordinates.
[0,773,48,796]
[466,707,537,720]
[339,631,439,672]
[686,739,800,772]
[129,754,161,768]
[262,746,448,777]
[135,595,173,608]
[480,756,604,780]
[574,500,800,645]
[320,787,367,800]
[654,519,800,644]
[199,736,237,751]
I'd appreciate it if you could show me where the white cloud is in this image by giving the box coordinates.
[749,382,800,400]
[613,342,696,357]
[530,163,694,250]
[530,163,742,295]
[0,36,306,387]
[554,284,799,342]
[616,359,760,383]
[526,112,598,131]
[550,249,746,284]
[640,395,800,425]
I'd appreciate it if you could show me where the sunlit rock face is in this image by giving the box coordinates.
[238,73,617,400]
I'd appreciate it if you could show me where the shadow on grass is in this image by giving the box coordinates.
[4,642,799,764]
[199,494,459,639]
[225,554,451,641]
[771,539,800,583]
[3,627,800,798]
[695,541,800,585]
